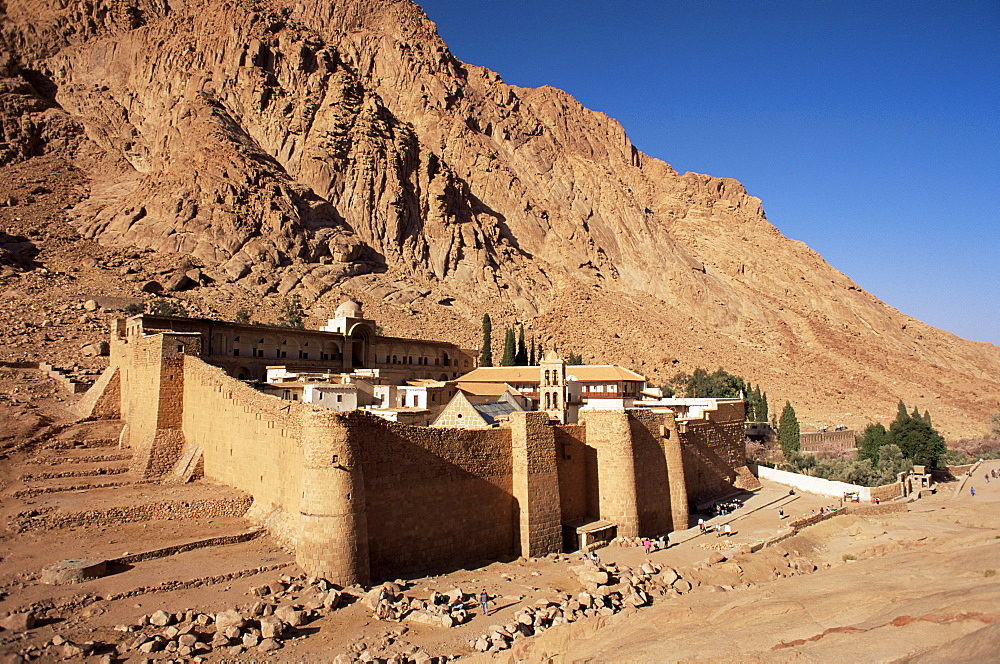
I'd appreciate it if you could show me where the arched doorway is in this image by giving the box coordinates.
[347,324,374,369]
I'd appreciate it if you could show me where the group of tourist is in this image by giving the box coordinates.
[710,499,742,517]
[696,519,733,537]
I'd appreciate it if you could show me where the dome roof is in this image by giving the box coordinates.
[335,300,363,318]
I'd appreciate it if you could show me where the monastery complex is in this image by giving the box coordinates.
[77,301,757,586]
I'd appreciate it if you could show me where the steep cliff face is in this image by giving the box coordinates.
[1,0,997,436]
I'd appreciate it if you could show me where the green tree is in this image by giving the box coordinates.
[675,368,746,399]
[567,352,584,365]
[149,299,188,317]
[529,337,537,365]
[760,391,769,422]
[234,308,252,324]
[891,416,947,467]
[894,400,910,426]
[875,444,912,483]
[923,410,932,427]
[501,328,516,366]
[480,314,493,367]
[277,295,305,328]
[857,423,890,463]
[515,324,528,365]
[778,401,800,458]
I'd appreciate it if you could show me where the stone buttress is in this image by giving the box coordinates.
[296,409,370,585]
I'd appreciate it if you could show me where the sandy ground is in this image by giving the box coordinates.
[1,366,998,662]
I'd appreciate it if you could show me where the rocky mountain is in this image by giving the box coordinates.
[1,0,998,437]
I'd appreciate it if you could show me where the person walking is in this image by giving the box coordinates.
[970,487,976,497]
[479,590,490,616]
[643,538,652,555]
[698,518,705,534]
[724,523,732,537]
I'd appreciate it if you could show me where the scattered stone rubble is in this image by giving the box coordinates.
[468,556,680,654]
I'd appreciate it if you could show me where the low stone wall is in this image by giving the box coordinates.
[753,465,901,503]
[755,465,867,500]
[749,507,847,551]
[844,502,908,516]
[108,529,266,565]
[868,482,904,502]
[38,362,90,394]
[11,495,252,533]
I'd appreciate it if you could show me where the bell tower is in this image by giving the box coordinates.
[539,350,567,423]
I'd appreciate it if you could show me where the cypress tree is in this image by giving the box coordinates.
[911,406,922,421]
[892,417,946,467]
[515,324,528,365]
[895,400,910,426]
[501,328,516,366]
[761,391,769,422]
[778,401,800,459]
[480,314,493,367]
[923,410,932,427]
[529,337,537,365]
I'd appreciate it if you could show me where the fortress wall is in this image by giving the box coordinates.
[679,400,745,503]
[579,410,639,538]
[800,430,857,453]
[554,425,590,525]
[117,332,166,447]
[341,412,516,581]
[629,410,674,535]
[510,412,562,558]
[181,356,309,545]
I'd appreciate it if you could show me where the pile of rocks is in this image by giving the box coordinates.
[470,559,690,653]
[607,536,668,550]
[113,573,343,658]
[362,582,468,628]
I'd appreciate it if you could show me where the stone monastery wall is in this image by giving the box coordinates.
[676,399,747,506]
[105,325,752,586]
[342,412,515,577]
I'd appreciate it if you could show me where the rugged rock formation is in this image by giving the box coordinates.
[1,0,998,436]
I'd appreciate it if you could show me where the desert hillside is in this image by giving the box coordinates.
[1,0,998,437]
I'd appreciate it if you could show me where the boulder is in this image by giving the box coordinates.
[708,551,727,565]
[259,616,284,640]
[139,280,163,293]
[577,568,609,586]
[164,273,195,292]
[0,612,36,632]
[41,556,107,586]
[323,589,342,610]
[214,609,245,633]
[83,300,98,311]
[273,605,304,627]
[149,610,172,627]
[404,610,454,628]
[258,638,281,652]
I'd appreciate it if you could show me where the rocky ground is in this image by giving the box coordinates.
[1,366,998,662]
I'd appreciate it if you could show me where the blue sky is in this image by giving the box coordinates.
[415,0,1000,345]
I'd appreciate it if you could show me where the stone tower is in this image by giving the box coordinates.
[539,350,567,423]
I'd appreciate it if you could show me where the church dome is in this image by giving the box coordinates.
[335,300,363,318]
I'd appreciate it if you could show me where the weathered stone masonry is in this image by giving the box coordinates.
[97,320,752,586]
